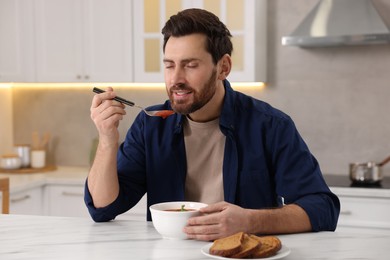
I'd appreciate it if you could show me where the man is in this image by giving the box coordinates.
[85,8,340,241]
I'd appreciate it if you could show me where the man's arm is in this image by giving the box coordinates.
[184,201,311,241]
[247,203,312,234]
[87,87,126,208]
[87,140,119,208]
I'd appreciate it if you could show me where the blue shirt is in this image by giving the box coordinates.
[85,80,340,231]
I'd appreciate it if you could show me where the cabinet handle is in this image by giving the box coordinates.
[11,195,31,203]
[76,75,82,79]
[62,191,83,197]
[340,210,352,215]
[84,75,90,80]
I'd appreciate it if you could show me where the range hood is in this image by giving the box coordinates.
[282,0,390,47]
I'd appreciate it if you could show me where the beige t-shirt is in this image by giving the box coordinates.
[183,117,225,204]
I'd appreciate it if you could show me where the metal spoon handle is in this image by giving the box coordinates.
[92,87,135,107]
[92,87,174,118]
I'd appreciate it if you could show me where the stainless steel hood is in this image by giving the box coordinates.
[282,0,390,47]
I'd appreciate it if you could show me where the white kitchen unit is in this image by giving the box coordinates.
[5,168,390,229]
[1,0,265,83]
[44,184,90,218]
[44,183,147,220]
[10,186,43,215]
[0,0,35,82]
[125,0,266,82]
[0,167,88,216]
[0,166,148,220]
[34,0,133,82]
[0,0,133,83]
[324,174,390,229]
[331,186,390,229]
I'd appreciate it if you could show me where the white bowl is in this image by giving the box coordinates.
[150,201,207,240]
[1,154,22,170]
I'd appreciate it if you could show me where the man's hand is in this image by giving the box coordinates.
[90,87,126,145]
[183,201,251,241]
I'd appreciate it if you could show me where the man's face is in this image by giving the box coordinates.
[163,34,218,115]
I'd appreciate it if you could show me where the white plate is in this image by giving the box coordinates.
[200,243,291,260]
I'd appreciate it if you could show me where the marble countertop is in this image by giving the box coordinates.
[0,166,89,193]
[2,167,390,199]
[0,214,389,260]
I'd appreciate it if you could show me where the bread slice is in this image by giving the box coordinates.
[209,232,245,257]
[230,233,261,258]
[249,235,282,258]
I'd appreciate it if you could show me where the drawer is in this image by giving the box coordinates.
[45,184,89,218]
[10,187,43,215]
[338,196,390,229]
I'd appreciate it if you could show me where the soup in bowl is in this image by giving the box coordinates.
[149,201,208,239]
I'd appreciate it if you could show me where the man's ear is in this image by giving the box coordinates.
[217,54,232,80]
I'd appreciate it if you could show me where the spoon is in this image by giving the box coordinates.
[92,87,175,119]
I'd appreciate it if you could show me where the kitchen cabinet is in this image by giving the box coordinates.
[331,187,390,229]
[1,166,147,219]
[44,183,147,220]
[34,0,133,82]
[44,184,90,217]
[337,195,390,229]
[10,186,43,215]
[0,0,35,82]
[1,0,266,83]
[132,0,266,82]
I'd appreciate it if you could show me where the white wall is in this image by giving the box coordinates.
[263,0,390,176]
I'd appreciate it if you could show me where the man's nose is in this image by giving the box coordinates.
[170,67,185,86]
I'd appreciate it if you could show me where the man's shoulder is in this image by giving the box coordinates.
[233,91,291,122]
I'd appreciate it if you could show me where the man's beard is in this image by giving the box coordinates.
[168,69,217,115]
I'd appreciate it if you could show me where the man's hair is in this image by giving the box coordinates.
[161,8,233,65]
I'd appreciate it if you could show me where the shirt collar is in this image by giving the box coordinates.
[219,79,237,133]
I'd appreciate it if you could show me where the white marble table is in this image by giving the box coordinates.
[1,214,389,260]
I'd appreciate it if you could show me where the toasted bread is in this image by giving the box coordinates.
[209,232,245,257]
[230,233,261,258]
[250,235,282,258]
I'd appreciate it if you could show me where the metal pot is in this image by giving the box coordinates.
[349,162,382,184]
[349,156,390,184]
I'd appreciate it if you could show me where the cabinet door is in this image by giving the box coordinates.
[34,0,133,82]
[0,0,35,82]
[83,0,133,82]
[45,184,89,217]
[132,0,266,83]
[338,196,390,229]
[34,0,84,82]
[10,187,43,215]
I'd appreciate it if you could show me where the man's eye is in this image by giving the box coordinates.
[186,63,198,68]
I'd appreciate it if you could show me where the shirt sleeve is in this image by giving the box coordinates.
[84,179,127,222]
[270,116,340,231]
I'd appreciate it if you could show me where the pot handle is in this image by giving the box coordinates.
[379,156,390,167]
